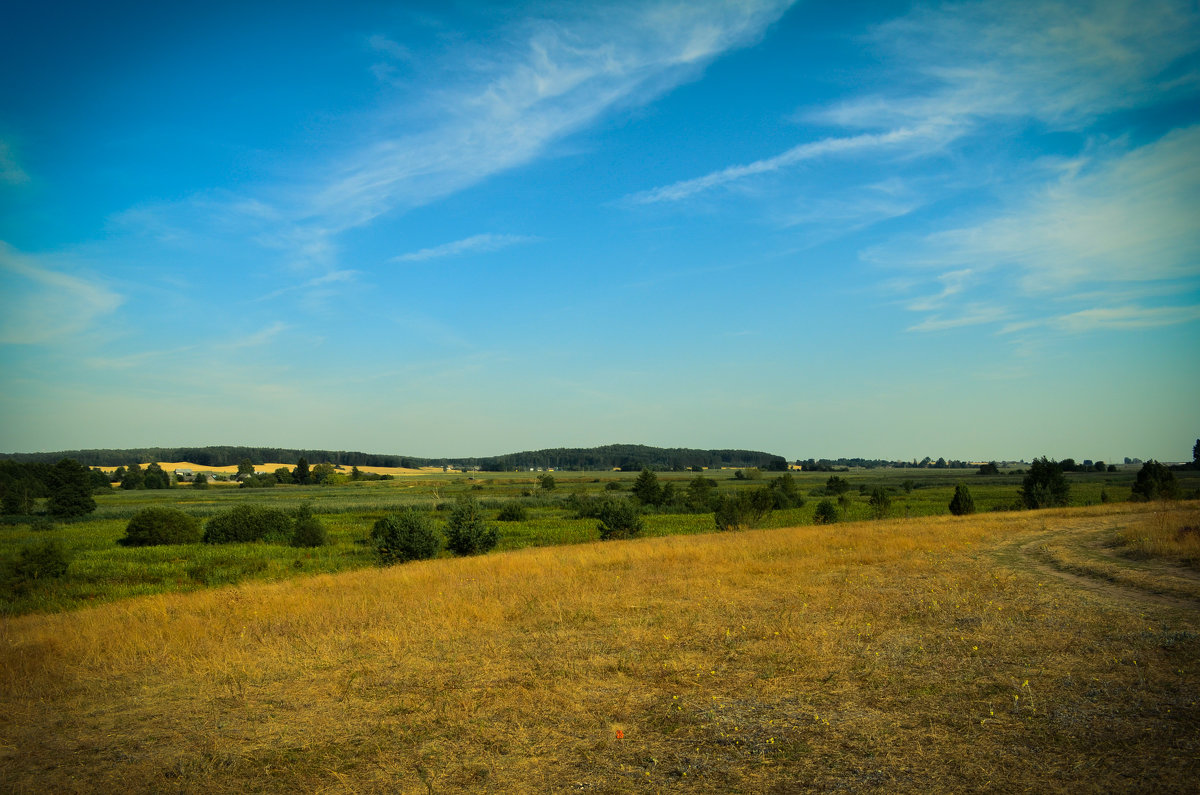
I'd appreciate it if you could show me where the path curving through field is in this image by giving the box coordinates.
[993,513,1200,611]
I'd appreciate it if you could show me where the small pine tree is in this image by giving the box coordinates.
[444,497,498,556]
[949,483,976,516]
[596,498,644,540]
[631,469,662,506]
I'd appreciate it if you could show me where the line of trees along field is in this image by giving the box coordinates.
[0,444,789,472]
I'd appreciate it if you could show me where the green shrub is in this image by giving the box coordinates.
[371,509,440,564]
[604,481,623,491]
[497,503,528,522]
[203,505,294,544]
[15,539,71,581]
[596,498,644,540]
[1130,460,1178,501]
[949,483,976,516]
[290,503,328,547]
[824,476,851,496]
[765,474,805,509]
[714,489,773,531]
[120,507,202,546]
[445,497,498,556]
[1020,457,1070,509]
[28,518,57,533]
[868,486,892,519]
[813,499,839,524]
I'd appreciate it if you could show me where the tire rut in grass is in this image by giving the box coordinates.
[997,522,1200,611]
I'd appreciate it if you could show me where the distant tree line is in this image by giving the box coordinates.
[0,444,787,472]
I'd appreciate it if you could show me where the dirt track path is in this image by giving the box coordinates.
[992,515,1200,611]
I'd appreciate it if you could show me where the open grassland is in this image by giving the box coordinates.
[3,467,1196,617]
[2,502,1198,793]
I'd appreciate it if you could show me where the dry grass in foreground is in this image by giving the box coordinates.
[2,503,1198,793]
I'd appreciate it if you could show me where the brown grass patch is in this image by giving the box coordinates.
[2,505,1198,792]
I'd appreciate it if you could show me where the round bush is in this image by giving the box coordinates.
[120,507,202,546]
[371,509,440,564]
[445,497,498,556]
[596,498,644,540]
[290,504,328,547]
[813,499,839,525]
[204,505,294,544]
[15,539,71,581]
[497,502,527,522]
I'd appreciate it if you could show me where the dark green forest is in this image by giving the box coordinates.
[0,444,787,472]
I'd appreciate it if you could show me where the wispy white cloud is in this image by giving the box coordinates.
[313,0,797,227]
[392,233,538,263]
[905,269,973,312]
[906,303,1008,332]
[225,321,290,349]
[1053,304,1200,332]
[258,269,359,301]
[0,242,123,344]
[874,127,1200,291]
[110,1,797,290]
[815,0,1200,131]
[626,126,949,204]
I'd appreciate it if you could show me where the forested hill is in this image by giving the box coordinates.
[0,444,787,472]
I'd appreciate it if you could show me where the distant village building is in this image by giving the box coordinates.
[174,469,194,481]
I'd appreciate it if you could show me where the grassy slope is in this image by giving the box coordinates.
[3,502,1198,793]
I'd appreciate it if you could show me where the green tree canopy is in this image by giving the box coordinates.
[1020,457,1070,509]
[868,486,892,519]
[46,459,97,517]
[370,509,440,564]
[1131,460,1178,501]
[596,498,644,540]
[293,457,310,485]
[632,468,663,506]
[143,462,171,490]
[120,463,145,490]
[444,497,498,556]
[949,483,976,516]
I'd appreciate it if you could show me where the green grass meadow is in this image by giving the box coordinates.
[2,465,1191,616]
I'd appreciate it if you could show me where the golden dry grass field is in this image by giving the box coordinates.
[3,502,1198,793]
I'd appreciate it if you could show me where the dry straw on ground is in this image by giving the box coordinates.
[3,502,1198,792]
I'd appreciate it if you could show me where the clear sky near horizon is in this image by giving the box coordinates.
[1,0,1197,463]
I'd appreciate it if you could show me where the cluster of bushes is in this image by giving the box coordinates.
[370,497,498,564]
[118,503,328,548]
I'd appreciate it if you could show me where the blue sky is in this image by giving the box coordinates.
[1,0,1197,462]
